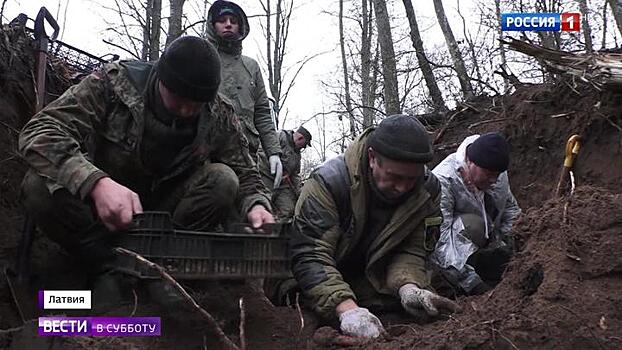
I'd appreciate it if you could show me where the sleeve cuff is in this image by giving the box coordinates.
[78,170,109,200]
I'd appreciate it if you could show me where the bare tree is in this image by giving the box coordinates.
[360,0,376,128]
[402,0,446,112]
[607,0,622,38]
[495,0,509,91]
[259,0,323,127]
[166,0,186,46]
[0,0,8,24]
[102,0,148,59]
[373,0,400,115]
[339,0,356,137]
[432,0,473,100]
[602,0,609,48]
[149,0,162,60]
[578,0,594,52]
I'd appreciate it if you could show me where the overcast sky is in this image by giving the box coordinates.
[3,1,611,164]
[2,0,461,127]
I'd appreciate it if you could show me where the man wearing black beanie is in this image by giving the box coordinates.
[19,35,274,309]
[280,115,459,339]
[431,133,521,296]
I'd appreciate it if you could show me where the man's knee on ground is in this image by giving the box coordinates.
[193,162,239,204]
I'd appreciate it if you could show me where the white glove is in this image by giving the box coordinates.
[398,283,460,316]
[269,155,283,189]
[338,307,385,338]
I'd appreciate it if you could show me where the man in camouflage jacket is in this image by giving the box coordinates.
[290,115,459,339]
[19,37,273,293]
[259,126,312,219]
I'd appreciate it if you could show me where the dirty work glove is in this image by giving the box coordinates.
[399,283,460,317]
[269,155,283,189]
[338,307,385,338]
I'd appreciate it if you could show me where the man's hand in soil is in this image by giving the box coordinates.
[399,283,461,316]
[90,177,143,232]
[247,204,275,231]
[336,299,385,338]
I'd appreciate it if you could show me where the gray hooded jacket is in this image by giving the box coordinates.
[205,1,281,158]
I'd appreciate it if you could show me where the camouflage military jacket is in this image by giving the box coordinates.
[19,60,271,215]
[259,130,302,192]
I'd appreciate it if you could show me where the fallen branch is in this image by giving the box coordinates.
[468,118,508,130]
[0,120,19,134]
[550,112,574,119]
[435,142,461,152]
[0,325,24,334]
[295,292,304,334]
[493,328,520,350]
[130,289,138,317]
[434,106,469,145]
[504,38,622,90]
[239,298,246,350]
[115,248,239,350]
[4,267,25,324]
[0,319,36,334]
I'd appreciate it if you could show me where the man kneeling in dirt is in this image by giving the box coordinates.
[18,36,273,307]
[288,115,459,339]
[431,133,521,295]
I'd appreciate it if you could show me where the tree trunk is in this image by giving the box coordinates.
[369,42,380,123]
[372,0,400,115]
[361,0,375,128]
[339,0,356,137]
[578,0,593,52]
[166,0,185,46]
[457,0,482,95]
[402,0,446,112]
[432,0,473,100]
[495,0,509,91]
[142,0,151,60]
[149,0,162,60]
[607,0,622,38]
[273,0,283,108]
[266,0,273,96]
[602,0,609,49]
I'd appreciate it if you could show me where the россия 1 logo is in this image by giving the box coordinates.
[501,13,580,32]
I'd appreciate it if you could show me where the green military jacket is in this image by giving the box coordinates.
[19,61,271,216]
[291,129,441,319]
[205,12,281,158]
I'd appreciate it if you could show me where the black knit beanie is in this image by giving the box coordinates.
[296,126,312,146]
[368,114,433,162]
[466,132,510,172]
[157,36,221,102]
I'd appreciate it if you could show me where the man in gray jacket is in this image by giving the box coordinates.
[431,132,521,295]
[206,0,284,189]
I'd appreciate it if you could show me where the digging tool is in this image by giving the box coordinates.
[555,135,582,197]
[33,7,59,111]
[8,9,61,322]
[15,7,59,283]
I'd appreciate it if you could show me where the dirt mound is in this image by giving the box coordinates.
[329,186,622,350]
[431,81,622,209]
